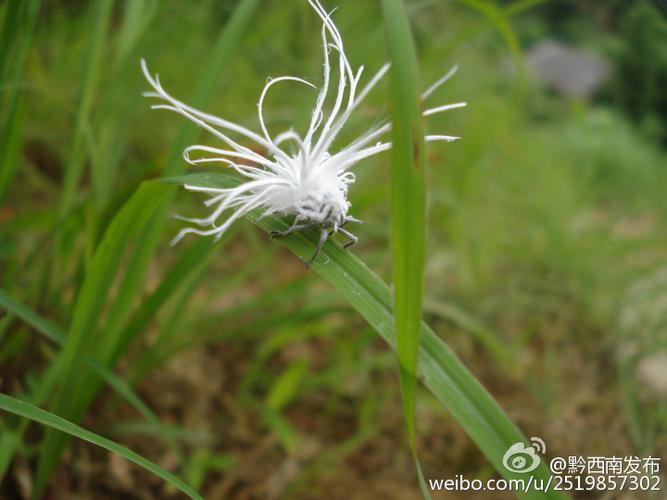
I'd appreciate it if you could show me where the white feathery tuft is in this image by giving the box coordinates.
[142,0,465,264]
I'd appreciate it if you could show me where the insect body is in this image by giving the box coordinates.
[142,0,464,267]
[264,162,358,266]
[270,196,359,268]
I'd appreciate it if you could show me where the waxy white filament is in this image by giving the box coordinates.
[142,0,465,261]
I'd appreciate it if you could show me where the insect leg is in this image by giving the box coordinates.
[271,222,318,239]
[327,222,339,237]
[341,216,362,227]
[271,216,303,238]
[306,228,329,268]
[338,227,358,249]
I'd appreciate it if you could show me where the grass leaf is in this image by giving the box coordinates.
[0,394,202,500]
[34,181,173,496]
[0,0,42,201]
[0,290,183,463]
[33,0,261,491]
[57,0,115,217]
[381,0,429,493]
[454,0,523,71]
[163,172,569,500]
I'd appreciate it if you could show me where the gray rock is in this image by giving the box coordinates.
[526,40,609,98]
[637,352,667,399]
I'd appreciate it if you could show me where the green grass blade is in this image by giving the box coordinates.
[162,0,262,178]
[57,0,114,217]
[34,181,173,496]
[0,394,202,500]
[89,0,157,213]
[454,0,524,72]
[382,0,429,493]
[97,0,262,357]
[164,173,568,500]
[115,0,155,69]
[0,291,63,344]
[79,0,261,417]
[0,0,42,202]
[0,0,21,81]
[0,88,24,201]
[33,1,261,491]
[103,237,218,365]
[382,0,427,450]
[85,0,262,385]
[48,0,114,306]
[0,289,182,462]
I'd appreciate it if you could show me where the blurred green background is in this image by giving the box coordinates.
[1,0,666,498]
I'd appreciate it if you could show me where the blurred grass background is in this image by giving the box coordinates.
[1,0,667,498]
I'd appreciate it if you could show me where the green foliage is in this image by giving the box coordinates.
[165,171,566,500]
[0,0,42,201]
[1,0,666,497]
[382,0,430,494]
[0,290,181,468]
[608,0,667,141]
[34,182,174,496]
[0,394,202,500]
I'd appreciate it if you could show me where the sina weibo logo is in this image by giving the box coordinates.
[502,437,547,474]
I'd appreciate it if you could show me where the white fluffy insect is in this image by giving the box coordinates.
[142,0,465,266]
